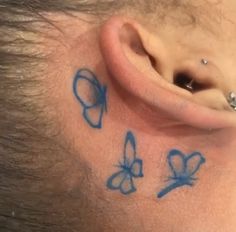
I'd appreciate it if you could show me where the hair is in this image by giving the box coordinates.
[0,0,213,231]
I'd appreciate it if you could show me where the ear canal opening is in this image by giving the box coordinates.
[174,72,192,89]
[174,72,210,92]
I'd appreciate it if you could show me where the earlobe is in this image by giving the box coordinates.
[100,16,236,129]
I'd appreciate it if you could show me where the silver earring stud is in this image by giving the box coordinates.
[184,59,208,92]
[201,59,208,65]
[185,79,194,91]
[227,92,236,111]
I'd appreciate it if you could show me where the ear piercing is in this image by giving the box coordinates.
[201,59,236,112]
[182,59,236,112]
[227,92,236,111]
[184,59,209,91]
[185,79,194,91]
[201,59,208,65]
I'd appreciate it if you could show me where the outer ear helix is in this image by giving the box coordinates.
[100,16,236,129]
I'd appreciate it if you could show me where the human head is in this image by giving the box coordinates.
[1,1,236,231]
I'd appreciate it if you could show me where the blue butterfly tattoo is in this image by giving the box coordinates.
[73,69,107,129]
[106,131,144,195]
[157,149,206,199]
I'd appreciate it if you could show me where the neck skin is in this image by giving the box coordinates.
[44,2,236,231]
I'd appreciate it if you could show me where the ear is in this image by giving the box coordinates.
[100,16,236,129]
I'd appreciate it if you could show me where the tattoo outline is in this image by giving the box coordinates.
[106,131,144,195]
[73,68,107,129]
[157,149,206,198]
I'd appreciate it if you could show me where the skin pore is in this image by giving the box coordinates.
[42,1,236,231]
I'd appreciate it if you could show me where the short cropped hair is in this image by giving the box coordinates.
[0,1,212,231]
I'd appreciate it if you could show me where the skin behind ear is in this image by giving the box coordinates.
[100,16,236,130]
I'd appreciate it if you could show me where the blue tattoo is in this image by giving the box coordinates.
[73,69,107,129]
[157,149,206,198]
[107,131,144,195]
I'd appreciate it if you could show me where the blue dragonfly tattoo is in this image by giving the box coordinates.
[73,69,107,129]
[107,131,144,195]
[157,149,206,199]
